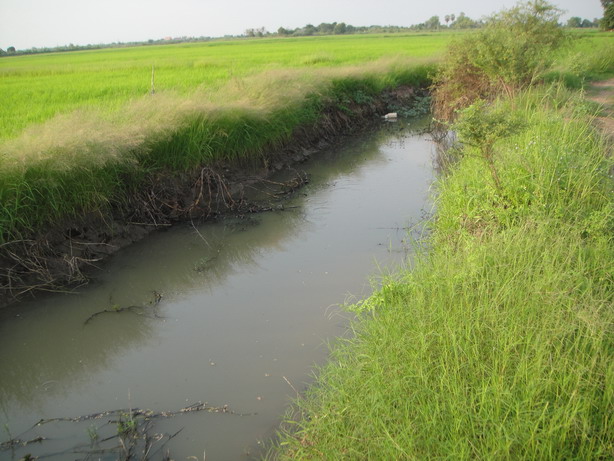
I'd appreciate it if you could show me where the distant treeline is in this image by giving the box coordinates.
[254,13,484,37]
[0,12,600,58]
[269,13,600,38]
[565,16,601,28]
[0,36,219,57]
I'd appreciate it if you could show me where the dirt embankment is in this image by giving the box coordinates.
[587,77,614,140]
[0,86,422,308]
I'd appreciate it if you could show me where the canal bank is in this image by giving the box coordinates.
[0,119,438,460]
[0,63,435,307]
[272,85,614,459]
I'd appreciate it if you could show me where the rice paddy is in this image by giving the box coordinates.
[0,32,453,140]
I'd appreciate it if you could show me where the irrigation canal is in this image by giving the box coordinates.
[0,119,437,460]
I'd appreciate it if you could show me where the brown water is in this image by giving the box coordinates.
[0,120,436,460]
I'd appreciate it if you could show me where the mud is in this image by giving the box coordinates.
[0,86,423,307]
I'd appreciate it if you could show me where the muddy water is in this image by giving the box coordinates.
[0,120,436,460]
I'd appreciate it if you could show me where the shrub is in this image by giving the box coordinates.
[433,0,568,120]
[453,100,525,190]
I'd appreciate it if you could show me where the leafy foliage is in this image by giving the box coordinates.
[454,100,525,189]
[454,101,522,147]
[479,0,567,89]
[602,0,614,30]
[433,0,568,120]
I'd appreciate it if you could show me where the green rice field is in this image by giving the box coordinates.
[0,33,453,141]
[1,30,611,143]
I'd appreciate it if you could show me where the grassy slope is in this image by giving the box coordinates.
[272,67,614,460]
[546,30,614,87]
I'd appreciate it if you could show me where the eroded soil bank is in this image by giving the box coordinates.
[0,86,425,307]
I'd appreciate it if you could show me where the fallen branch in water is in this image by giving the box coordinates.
[83,290,164,325]
[1,401,255,460]
[248,170,310,198]
[0,435,46,450]
[29,401,250,429]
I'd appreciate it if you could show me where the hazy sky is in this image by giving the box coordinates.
[0,0,605,50]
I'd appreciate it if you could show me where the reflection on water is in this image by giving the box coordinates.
[0,120,436,460]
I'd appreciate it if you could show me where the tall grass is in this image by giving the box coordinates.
[545,35,614,88]
[0,58,436,244]
[272,87,613,459]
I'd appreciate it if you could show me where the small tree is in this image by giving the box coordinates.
[304,24,317,35]
[434,0,568,120]
[7,46,16,54]
[318,22,335,34]
[451,12,477,29]
[425,16,441,30]
[477,0,566,95]
[454,100,525,191]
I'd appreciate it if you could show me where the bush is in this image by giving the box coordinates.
[433,0,568,120]
[453,100,525,190]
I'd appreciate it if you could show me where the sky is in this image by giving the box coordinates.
[0,0,605,50]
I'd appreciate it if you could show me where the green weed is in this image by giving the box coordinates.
[117,412,137,437]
